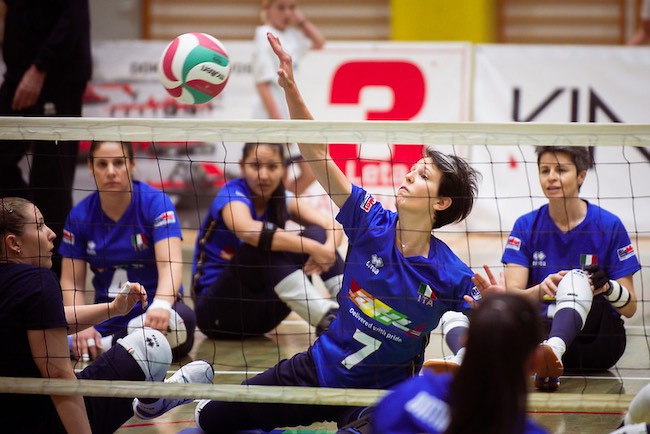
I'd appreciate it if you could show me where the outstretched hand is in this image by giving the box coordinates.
[466,264,506,308]
[267,32,296,90]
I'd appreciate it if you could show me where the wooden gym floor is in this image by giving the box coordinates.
[105,232,650,433]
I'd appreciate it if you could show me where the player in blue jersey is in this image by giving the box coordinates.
[502,146,639,391]
[372,293,548,434]
[192,32,482,433]
[431,146,641,392]
[0,197,213,434]
[191,141,344,339]
[59,141,196,361]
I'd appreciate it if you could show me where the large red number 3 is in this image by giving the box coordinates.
[329,61,426,186]
[329,61,426,120]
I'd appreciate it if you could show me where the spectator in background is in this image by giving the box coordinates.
[628,0,650,45]
[0,0,92,278]
[251,0,325,195]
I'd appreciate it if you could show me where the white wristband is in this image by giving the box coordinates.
[149,298,173,312]
[606,280,631,309]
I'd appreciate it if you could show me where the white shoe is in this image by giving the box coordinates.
[133,360,214,419]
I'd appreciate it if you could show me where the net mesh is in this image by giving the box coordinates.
[1,116,649,423]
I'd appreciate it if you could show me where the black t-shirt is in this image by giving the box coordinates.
[0,263,69,433]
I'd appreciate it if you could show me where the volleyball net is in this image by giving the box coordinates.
[1,117,649,419]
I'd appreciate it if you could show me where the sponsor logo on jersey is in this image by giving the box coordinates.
[154,211,177,227]
[405,391,450,432]
[532,250,547,266]
[505,236,521,251]
[63,229,75,245]
[365,254,384,275]
[580,254,598,268]
[347,279,426,338]
[131,233,149,251]
[470,286,482,301]
[360,192,376,213]
[86,240,97,256]
[617,244,636,261]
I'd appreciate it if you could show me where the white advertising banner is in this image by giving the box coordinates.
[471,44,650,234]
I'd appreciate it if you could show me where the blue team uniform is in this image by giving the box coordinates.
[59,180,183,336]
[373,371,548,434]
[501,201,640,370]
[195,185,478,432]
[313,185,475,389]
[192,178,256,296]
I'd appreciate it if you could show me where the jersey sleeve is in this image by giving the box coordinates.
[149,192,183,243]
[501,216,531,267]
[604,217,641,280]
[58,203,89,260]
[336,185,392,246]
[23,269,67,331]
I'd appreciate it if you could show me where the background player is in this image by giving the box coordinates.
[191,141,344,339]
[0,196,213,434]
[252,0,325,194]
[192,32,483,433]
[60,141,196,361]
[372,293,548,434]
[428,146,640,391]
[502,146,639,390]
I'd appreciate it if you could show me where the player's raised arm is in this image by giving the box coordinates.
[267,32,351,208]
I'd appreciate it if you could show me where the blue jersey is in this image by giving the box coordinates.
[312,186,475,389]
[502,202,640,316]
[192,178,279,295]
[373,371,548,434]
[59,180,183,335]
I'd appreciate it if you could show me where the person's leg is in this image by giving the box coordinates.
[422,311,468,375]
[561,296,626,372]
[536,269,593,391]
[79,329,171,434]
[0,81,30,199]
[195,350,347,432]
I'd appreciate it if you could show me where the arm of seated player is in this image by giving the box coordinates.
[145,237,183,333]
[267,32,352,209]
[504,263,566,304]
[65,281,148,333]
[28,327,93,434]
[61,257,101,359]
[590,272,637,319]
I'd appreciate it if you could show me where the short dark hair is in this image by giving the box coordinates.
[89,141,135,162]
[426,148,480,229]
[535,146,592,172]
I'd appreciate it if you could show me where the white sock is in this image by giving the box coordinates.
[626,383,650,425]
[452,347,466,365]
[545,337,566,361]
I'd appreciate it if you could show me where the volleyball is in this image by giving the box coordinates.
[159,32,230,104]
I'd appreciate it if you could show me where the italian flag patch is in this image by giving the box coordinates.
[580,254,598,267]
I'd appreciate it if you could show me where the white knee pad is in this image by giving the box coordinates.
[440,311,469,335]
[625,383,650,425]
[127,308,187,349]
[555,269,593,327]
[117,328,172,382]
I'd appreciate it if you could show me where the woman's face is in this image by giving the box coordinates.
[13,205,56,269]
[538,151,586,200]
[396,157,444,218]
[265,0,297,31]
[240,144,286,199]
[89,141,135,193]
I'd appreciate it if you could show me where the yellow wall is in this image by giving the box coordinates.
[391,0,496,42]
